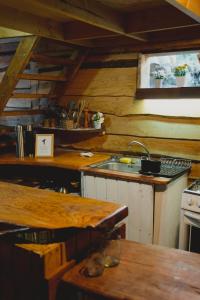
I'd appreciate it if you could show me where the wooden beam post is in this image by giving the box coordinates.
[0,35,40,114]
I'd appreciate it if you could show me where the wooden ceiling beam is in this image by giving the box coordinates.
[0,4,64,41]
[0,27,31,38]
[166,0,200,23]
[0,4,93,47]
[64,21,118,41]
[3,0,146,42]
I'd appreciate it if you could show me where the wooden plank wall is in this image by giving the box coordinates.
[58,51,200,178]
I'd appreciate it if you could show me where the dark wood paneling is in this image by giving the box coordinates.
[81,59,138,69]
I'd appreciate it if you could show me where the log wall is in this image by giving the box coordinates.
[58,51,200,177]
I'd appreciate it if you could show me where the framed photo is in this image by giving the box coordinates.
[35,134,54,158]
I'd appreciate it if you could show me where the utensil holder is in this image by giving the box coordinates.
[61,119,74,129]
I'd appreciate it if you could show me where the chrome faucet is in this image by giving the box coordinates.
[128,140,150,160]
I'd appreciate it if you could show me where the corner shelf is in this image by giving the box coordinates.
[35,127,106,139]
[35,127,105,134]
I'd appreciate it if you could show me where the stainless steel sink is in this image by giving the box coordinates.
[90,157,191,178]
[90,158,141,174]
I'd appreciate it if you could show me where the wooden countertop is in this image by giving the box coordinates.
[0,150,174,185]
[0,150,110,170]
[81,166,172,185]
[0,181,127,230]
[62,240,200,300]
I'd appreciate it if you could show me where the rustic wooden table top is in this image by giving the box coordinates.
[0,181,127,229]
[62,240,200,300]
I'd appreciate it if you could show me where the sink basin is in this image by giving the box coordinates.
[91,159,141,174]
[90,157,191,178]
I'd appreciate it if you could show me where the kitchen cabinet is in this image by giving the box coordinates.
[81,173,188,247]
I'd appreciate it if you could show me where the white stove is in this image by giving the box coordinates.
[181,180,200,213]
[179,180,200,253]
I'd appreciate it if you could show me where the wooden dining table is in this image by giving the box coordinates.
[61,239,200,300]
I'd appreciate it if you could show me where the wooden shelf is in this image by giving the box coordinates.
[135,87,200,99]
[36,127,104,133]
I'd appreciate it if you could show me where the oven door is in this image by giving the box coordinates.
[179,210,200,253]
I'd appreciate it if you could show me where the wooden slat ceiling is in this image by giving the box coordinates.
[0,0,199,51]
[96,0,165,12]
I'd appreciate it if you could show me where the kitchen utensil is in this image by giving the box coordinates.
[15,125,24,158]
[76,99,86,128]
[67,100,76,119]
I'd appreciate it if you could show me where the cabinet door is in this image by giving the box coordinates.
[127,181,153,243]
[82,174,154,244]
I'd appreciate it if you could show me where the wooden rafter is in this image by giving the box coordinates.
[0,4,65,41]
[0,0,146,42]
[0,27,31,38]
[0,35,40,114]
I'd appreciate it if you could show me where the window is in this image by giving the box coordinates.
[136,50,200,99]
[140,50,200,88]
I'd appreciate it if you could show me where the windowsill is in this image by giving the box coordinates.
[135,87,200,99]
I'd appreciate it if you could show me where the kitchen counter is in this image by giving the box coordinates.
[0,150,177,185]
[81,165,173,185]
[61,239,200,300]
[0,150,110,170]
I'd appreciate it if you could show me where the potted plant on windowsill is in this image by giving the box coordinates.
[174,64,188,87]
[153,70,165,88]
[92,112,104,129]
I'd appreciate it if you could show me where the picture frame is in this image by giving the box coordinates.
[35,134,54,158]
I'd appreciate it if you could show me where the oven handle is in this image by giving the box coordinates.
[184,211,200,228]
